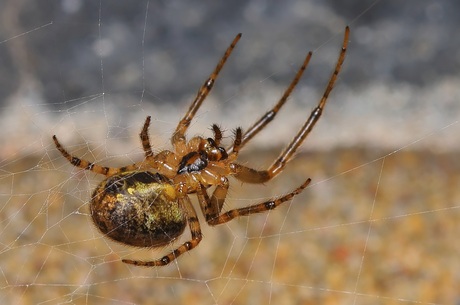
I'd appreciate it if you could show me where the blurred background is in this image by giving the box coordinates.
[0,0,459,304]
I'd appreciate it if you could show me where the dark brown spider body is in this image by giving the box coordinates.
[91,171,186,248]
[53,27,350,266]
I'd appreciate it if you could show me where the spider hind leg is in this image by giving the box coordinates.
[207,178,311,226]
[52,135,146,177]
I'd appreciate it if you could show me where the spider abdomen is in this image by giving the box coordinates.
[90,171,186,248]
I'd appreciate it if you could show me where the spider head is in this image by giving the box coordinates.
[176,138,228,174]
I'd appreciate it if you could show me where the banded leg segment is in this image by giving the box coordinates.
[228,51,313,154]
[233,26,350,183]
[172,33,242,149]
[52,135,147,177]
[208,178,311,225]
[140,116,154,158]
[122,196,203,267]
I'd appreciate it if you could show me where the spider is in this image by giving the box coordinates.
[53,27,349,267]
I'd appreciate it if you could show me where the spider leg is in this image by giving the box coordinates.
[195,130,241,223]
[139,116,154,158]
[208,178,311,225]
[52,135,147,176]
[136,116,180,177]
[232,26,349,183]
[227,51,313,154]
[172,33,242,151]
[196,178,229,224]
[122,196,203,267]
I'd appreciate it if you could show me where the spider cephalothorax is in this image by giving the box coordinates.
[53,27,350,266]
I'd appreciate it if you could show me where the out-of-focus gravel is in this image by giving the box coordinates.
[1,148,458,304]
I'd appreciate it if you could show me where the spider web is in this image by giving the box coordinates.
[1,0,459,304]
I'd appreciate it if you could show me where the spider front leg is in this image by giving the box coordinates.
[172,33,242,151]
[122,196,203,267]
[204,178,311,226]
[232,26,350,184]
[52,135,147,176]
[227,51,313,154]
[228,27,349,154]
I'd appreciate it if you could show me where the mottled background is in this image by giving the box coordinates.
[0,0,459,304]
